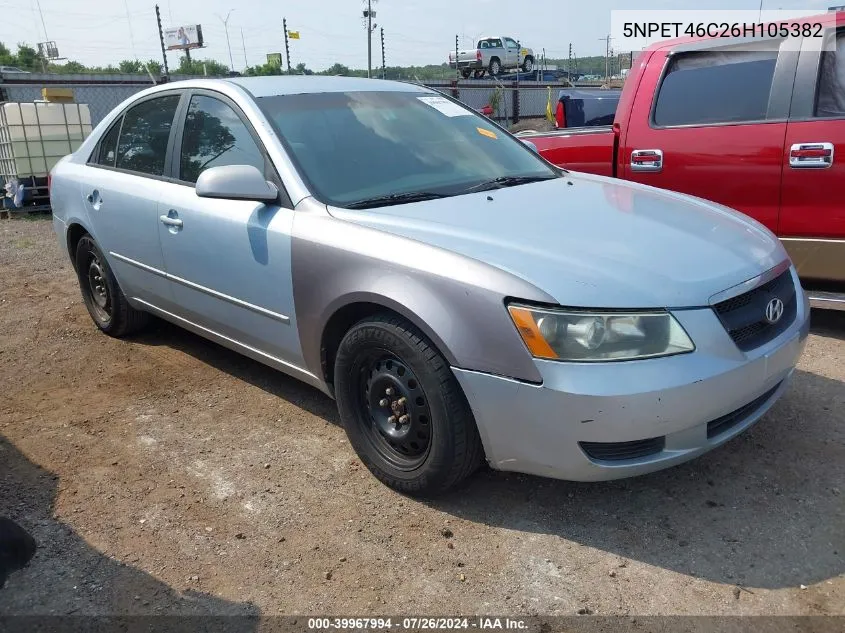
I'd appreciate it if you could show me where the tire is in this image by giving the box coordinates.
[334,314,483,496]
[522,56,534,73]
[75,234,148,337]
[460,68,472,79]
[488,57,501,76]
[473,69,485,79]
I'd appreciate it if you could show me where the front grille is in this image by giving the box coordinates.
[713,270,796,351]
[580,436,665,462]
[706,382,781,439]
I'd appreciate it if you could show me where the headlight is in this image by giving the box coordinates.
[507,304,695,362]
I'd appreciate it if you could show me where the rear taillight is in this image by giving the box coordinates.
[555,102,565,128]
[476,50,482,61]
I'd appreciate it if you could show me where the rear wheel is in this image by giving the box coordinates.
[334,314,483,496]
[75,235,148,337]
[488,58,501,76]
[460,68,472,79]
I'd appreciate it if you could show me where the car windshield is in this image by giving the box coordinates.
[256,90,558,208]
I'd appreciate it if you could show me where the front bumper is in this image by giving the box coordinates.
[454,272,811,482]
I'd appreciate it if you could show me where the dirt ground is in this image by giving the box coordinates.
[0,216,843,617]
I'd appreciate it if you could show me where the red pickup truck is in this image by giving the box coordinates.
[524,12,844,310]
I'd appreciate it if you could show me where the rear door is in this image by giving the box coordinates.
[780,28,845,283]
[622,40,798,231]
[83,92,182,306]
[155,90,303,368]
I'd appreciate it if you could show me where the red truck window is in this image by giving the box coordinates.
[816,31,845,117]
[653,49,778,127]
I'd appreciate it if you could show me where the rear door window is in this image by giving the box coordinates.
[653,49,778,126]
[114,94,181,176]
[816,31,845,117]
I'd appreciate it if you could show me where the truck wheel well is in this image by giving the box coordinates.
[66,223,88,271]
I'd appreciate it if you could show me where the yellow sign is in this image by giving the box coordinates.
[288,30,300,39]
[520,49,528,56]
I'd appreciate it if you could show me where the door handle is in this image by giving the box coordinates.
[789,142,834,169]
[630,149,663,172]
[159,214,183,228]
[86,190,103,207]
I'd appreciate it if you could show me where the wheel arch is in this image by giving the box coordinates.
[319,295,458,394]
[65,220,93,271]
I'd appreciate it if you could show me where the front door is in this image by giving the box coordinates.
[780,28,845,282]
[156,91,304,368]
[622,43,795,233]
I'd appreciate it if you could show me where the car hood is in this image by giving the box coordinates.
[327,173,787,308]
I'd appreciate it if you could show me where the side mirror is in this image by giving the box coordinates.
[195,165,279,202]
[521,139,539,153]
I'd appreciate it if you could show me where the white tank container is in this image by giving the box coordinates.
[0,102,92,178]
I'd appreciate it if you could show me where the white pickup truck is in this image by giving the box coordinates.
[448,36,534,78]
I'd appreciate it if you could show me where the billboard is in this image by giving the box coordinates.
[165,25,204,51]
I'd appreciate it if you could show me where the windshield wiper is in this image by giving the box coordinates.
[345,191,450,209]
[460,175,557,194]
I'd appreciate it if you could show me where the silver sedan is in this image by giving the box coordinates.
[50,77,810,495]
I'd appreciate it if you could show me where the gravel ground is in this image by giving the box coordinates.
[0,216,843,617]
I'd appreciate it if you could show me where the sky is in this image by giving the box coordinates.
[4,0,834,72]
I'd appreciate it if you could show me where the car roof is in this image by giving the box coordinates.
[224,75,431,98]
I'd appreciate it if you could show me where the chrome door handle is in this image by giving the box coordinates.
[789,142,834,169]
[630,149,663,172]
[159,215,183,228]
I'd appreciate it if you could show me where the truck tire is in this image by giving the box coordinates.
[75,234,149,337]
[488,57,501,76]
[334,313,483,497]
[522,56,534,73]
[460,68,472,79]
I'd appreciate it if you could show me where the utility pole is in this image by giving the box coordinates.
[283,18,291,73]
[380,27,386,79]
[363,0,377,78]
[568,43,572,81]
[599,34,612,86]
[155,5,169,79]
[241,28,248,70]
[455,35,459,80]
[218,10,235,73]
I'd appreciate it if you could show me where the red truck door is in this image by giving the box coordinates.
[780,29,845,283]
[622,42,797,232]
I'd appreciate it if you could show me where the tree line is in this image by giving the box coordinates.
[1,40,610,80]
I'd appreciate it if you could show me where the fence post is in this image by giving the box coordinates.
[450,79,459,100]
[511,81,519,125]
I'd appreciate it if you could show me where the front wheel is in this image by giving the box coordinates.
[334,314,483,496]
[522,57,534,73]
[75,235,148,337]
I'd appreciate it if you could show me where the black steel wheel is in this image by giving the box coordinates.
[75,234,148,337]
[362,354,432,469]
[334,313,483,496]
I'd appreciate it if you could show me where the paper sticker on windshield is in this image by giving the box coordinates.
[477,127,498,139]
[417,96,471,117]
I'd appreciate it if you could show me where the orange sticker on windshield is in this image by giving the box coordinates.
[477,127,497,139]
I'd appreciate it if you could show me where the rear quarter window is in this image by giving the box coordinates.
[653,49,778,127]
[816,31,845,117]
